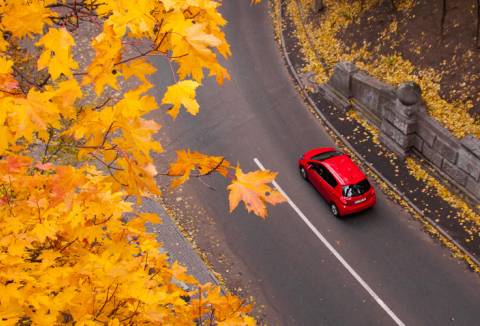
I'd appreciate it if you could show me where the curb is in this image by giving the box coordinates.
[140,197,220,286]
[277,0,480,269]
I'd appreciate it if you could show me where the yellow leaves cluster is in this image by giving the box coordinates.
[0,81,82,153]
[168,150,285,217]
[162,9,231,84]
[0,0,283,323]
[83,25,123,95]
[0,0,55,39]
[0,155,258,324]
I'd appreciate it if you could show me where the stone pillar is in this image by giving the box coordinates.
[459,135,480,203]
[328,62,358,99]
[379,82,421,159]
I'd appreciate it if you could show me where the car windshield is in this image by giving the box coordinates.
[312,151,343,161]
[343,179,371,197]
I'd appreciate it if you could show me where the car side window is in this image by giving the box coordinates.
[318,164,337,188]
[311,163,324,176]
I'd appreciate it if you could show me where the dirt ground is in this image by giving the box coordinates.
[315,0,480,120]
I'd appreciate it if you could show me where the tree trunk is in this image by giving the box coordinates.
[390,0,397,11]
[440,0,447,39]
[477,0,480,48]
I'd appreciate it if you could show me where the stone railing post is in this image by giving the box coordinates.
[328,62,357,99]
[323,62,358,111]
[379,82,421,159]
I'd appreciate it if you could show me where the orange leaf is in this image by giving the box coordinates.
[168,150,230,188]
[227,167,285,218]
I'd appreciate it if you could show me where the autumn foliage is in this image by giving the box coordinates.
[0,0,283,324]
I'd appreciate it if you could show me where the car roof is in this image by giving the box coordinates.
[304,147,337,159]
[321,154,366,186]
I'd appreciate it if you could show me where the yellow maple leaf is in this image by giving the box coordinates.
[82,26,122,95]
[168,150,230,188]
[31,219,58,242]
[120,59,157,84]
[46,79,82,118]
[0,1,54,39]
[127,212,162,233]
[0,56,19,94]
[36,28,78,80]
[171,261,198,285]
[184,23,221,58]
[228,167,285,218]
[0,32,8,52]
[105,0,156,37]
[162,80,201,119]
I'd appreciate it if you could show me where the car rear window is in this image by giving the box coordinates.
[312,151,343,161]
[342,179,371,197]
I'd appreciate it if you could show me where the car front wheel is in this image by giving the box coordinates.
[330,203,340,217]
[299,166,307,180]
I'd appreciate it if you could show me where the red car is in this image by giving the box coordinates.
[298,147,376,217]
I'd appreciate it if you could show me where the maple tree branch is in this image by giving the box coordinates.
[143,252,149,270]
[197,286,202,325]
[12,66,44,90]
[42,130,54,164]
[108,300,126,319]
[118,300,141,323]
[43,138,65,164]
[208,307,215,326]
[89,152,127,186]
[95,283,119,319]
[75,143,117,150]
[36,201,42,223]
[101,121,115,147]
[93,214,112,225]
[89,152,122,171]
[216,299,246,323]
[159,158,226,180]
[200,158,225,176]
[115,26,170,66]
[38,74,51,88]
[149,270,160,280]
[1,183,14,216]
[59,238,78,252]
[154,19,165,44]
[107,152,120,169]
[0,88,22,95]
[94,97,112,110]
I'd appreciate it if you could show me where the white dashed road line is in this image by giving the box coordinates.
[253,157,405,326]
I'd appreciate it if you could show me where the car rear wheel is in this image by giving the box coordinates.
[299,166,307,180]
[330,203,340,217]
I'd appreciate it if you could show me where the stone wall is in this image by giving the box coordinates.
[324,62,480,206]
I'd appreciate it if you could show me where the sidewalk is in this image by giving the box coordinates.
[139,198,219,285]
[276,0,480,270]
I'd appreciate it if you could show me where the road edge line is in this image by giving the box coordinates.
[254,157,405,326]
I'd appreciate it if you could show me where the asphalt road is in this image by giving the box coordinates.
[150,1,480,325]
